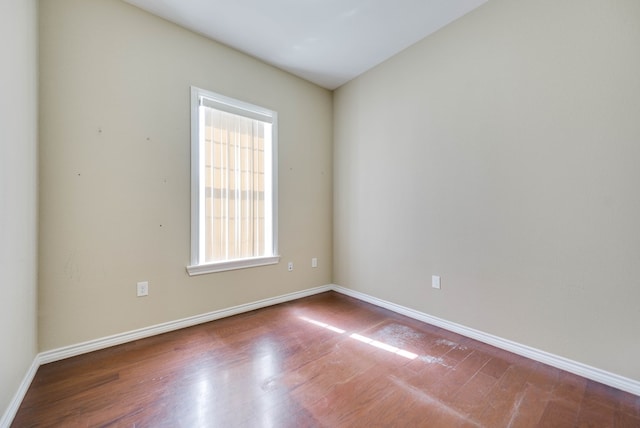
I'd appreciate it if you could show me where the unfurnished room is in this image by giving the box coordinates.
[1,0,640,426]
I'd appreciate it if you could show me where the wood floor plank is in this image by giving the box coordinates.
[11,291,640,427]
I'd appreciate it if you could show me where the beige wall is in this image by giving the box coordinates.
[30,0,640,394]
[38,0,333,351]
[0,0,38,417]
[334,0,640,381]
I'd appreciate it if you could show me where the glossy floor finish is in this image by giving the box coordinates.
[13,292,640,427]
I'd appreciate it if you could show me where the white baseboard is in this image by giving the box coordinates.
[4,282,638,427]
[1,284,332,428]
[39,284,332,364]
[0,358,39,428]
[330,284,640,397]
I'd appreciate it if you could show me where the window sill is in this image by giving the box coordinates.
[186,255,280,276]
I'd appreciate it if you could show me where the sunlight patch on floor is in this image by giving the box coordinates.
[299,316,417,360]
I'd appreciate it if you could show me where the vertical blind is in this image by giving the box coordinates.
[200,104,273,263]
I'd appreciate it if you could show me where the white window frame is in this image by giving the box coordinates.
[187,86,279,276]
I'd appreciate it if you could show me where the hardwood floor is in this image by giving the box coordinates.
[12,292,640,427]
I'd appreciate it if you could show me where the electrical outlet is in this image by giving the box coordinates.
[287,262,294,272]
[137,281,149,297]
[311,258,318,268]
[432,275,441,290]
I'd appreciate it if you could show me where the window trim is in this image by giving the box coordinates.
[187,86,279,276]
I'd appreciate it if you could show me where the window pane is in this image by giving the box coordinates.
[202,106,269,263]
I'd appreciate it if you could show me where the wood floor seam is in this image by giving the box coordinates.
[11,292,640,427]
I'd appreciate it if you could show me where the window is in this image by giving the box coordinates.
[187,87,279,275]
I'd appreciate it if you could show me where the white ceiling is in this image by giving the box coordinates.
[123,0,487,90]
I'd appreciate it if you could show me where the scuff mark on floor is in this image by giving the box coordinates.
[374,323,425,347]
[505,390,526,427]
[436,338,467,351]
[419,355,453,368]
[389,376,483,427]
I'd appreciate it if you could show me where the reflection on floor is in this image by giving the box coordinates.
[13,291,640,427]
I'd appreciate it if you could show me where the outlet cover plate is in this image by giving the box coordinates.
[137,281,149,297]
[432,275,441,289]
